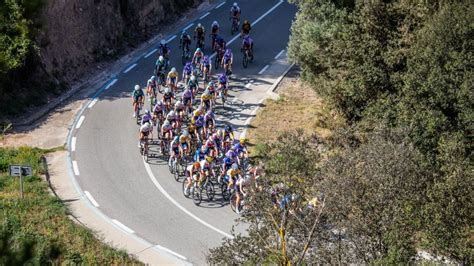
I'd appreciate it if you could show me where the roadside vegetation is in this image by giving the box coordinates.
[208,0,473,264]
[0,147,141,264]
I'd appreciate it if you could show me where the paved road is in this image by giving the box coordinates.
[70,0,296,264]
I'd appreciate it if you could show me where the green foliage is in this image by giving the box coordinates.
[0,147,141,264]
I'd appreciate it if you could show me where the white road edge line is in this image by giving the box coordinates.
[88,98,98,108]
[210,0,283,60]
[275,49,285,59]
[72,161,80,176]
[144,48,158,58]
[258,64,270,74]
[71,137,77,152]
[105,78,118,90]
[252,0,284,27]
[245,83,252,89]
[143,159,234,239]
[241,97,267,139]
[166,35,177,43]
[154,245,187,261]
[200,12,210,20]
[215,2,225,9]
[75,116,85,129]
[123,63,137,74]
[112,219,135,234]
[183,23,194,31]
[84,191,100,207]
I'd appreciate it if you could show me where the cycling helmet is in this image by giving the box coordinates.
[165,87,171,94]
[182,30,187,35]
[147,79,152,85]
[212,20,218,26]
[208,80,215,87]
[168,110,176,117]
[159,55,164,61]
[239,137,246,144]
[201,146,207,152]
[134,85,140,90]
[175,100,183,106]
[196,47,201,53]
[232,163,238,170]
[145,109,151,115]
[160,39,166,45]
[171,67,177,73]
[233,2,238,7]
[163,120,171,127]
[225,125,233,132]
[141,122,152,132]
[244,20,249,24]
[193,162,201,168]
[190,75,196,82]
[183,130,189,137]
[206,109,213,116]
[206,156,213,163]
[197,23,202,28]
[173,136,179,142]
[223,157,233,165]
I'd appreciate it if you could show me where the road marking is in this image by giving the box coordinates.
[144,48,158,58]
[245,83,252,89]
[215,2,225,9]
[76,116,85,129]
[258,64,270,74]
[275,49,285,59]
[71,137,77,152]
[200,12,210,20]
[210,1,283,60]
[143,159,234,239]
[183,23,194,31]
[84,191,100,207]
[154,245,187,261]
[123,63,137,73]
[88,98,98,108]
[72,161,80,176]
[112,219,135,234]
[252,0,284,27]
[166,35,177,43]
[104,78,118,90]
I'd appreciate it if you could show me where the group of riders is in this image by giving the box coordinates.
[131,3,261,214]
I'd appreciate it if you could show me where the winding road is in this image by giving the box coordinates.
[68,0,296,264]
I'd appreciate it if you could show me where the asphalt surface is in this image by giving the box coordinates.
[71,0,296,264]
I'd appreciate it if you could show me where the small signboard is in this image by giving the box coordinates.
[9,165,32,177]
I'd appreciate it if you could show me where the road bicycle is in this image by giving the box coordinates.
[231,17,239,35]
[191,173,215,205]
[181,44,191,66]
[139,137,150,162]
[242,47,252,68]
[134,97,144,124]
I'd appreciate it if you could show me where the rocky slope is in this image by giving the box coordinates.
[37,0,203,84]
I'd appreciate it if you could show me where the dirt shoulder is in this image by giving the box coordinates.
[246,67,344,148]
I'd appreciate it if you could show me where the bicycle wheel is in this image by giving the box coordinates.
[221,182,231,201]
[214,55,219,70]
[182,178,192,198]
[243,53,248,68]
[205,181,215,201]
[230,192,237,212]
[193,186,202,205]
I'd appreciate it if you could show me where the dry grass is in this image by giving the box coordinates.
[247,73,344,149]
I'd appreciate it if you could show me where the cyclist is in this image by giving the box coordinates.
[217,73,228,100]
[194,23,205,48]
[162,87,174,111]
[181,86,193,112]
[229,2,241,24]
[226,163,241,188]
[132,84,144,117]
[201,55,212,78]
[214,35,226,53]
[204,109,215,132]
[161,119,173,141]
[194,114,205,142]
[200,156,216,183]
[139,121,153,148]
[241,19,251,36]
[166,110,178,129]
[179,131,191,157]
[153,100,166,125]
[147,76,158,98]
[174,100,185,126]
[179,30,192,52]
[219,155,234,183]
[158,39,170,68]
[222,124,235,152]
[182,62,193,85]
[169,136,181,167]
[235,171,246,214]
[200,89,213,110]
[194,146,208,162]
[233,137,249,165]
[155,55,167,79]
[204,135,218,158]
[141,109,153,125]
[188,74,199,96]
[206,80,217,103]
[242,35,254,61]
[184,162,201,194]
[167,67,179,92]
[210,21,220,48]
[192,47,204,66]
[222,49,233,75]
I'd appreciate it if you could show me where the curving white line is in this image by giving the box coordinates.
[104,78,118,90]
[142,159,234,239]
[183,23,194,31]
[258,64,270,74]
[275,49,285,60]
[112,219,135,234]
[76,116,85,129]
[215,2,225,9]
[144,48,158,58]
[252,0,284,27]
[123,63,137,74]
[71,137,77,152]
[84,191,100,207]
[154,245,187,261]
[88,98,98,108]
[72,161,80,176]
[200,12,210,20]
[166,35,177,43]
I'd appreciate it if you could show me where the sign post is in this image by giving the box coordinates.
[9,165,32,199]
